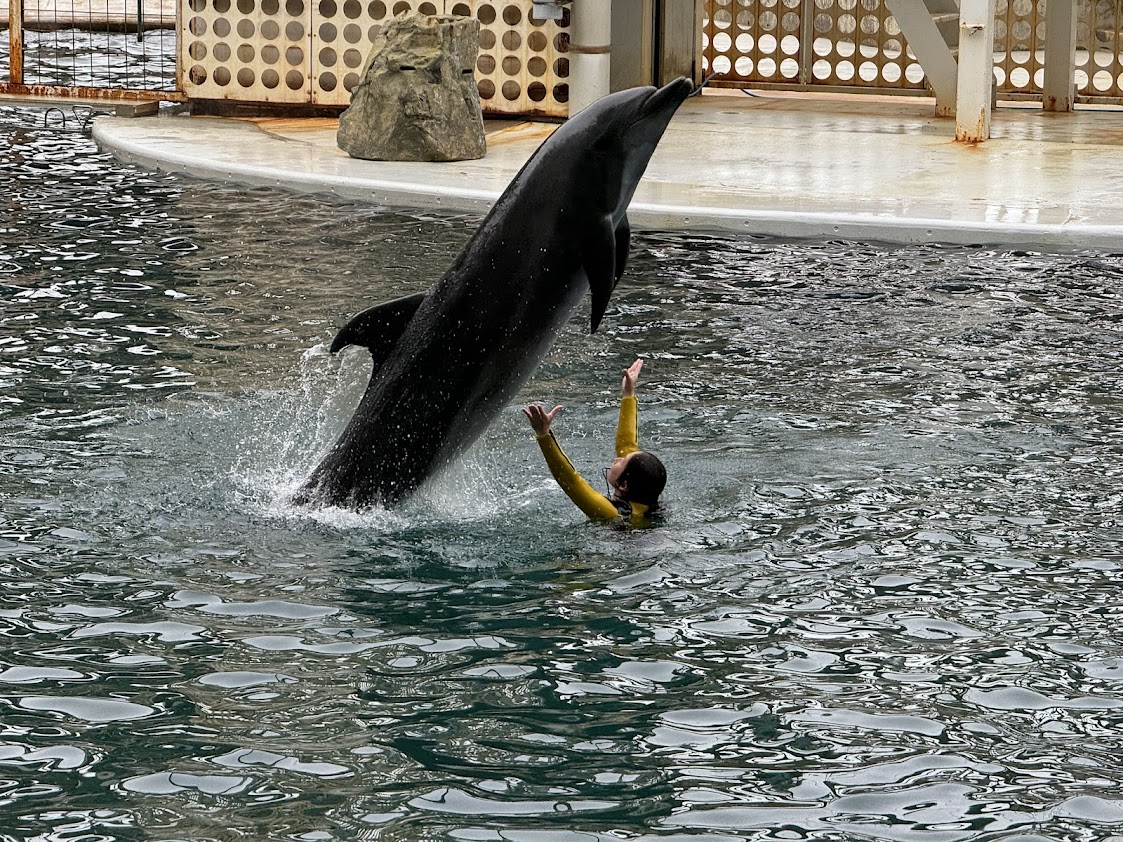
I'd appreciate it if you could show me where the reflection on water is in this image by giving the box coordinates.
[3,106,1123,841]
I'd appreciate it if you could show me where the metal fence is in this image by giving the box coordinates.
[1,0,179,98]
[703,0,1123,103]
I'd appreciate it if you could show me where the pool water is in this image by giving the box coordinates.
[3,106,1123,841]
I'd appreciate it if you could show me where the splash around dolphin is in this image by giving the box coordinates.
[295,77,694,509]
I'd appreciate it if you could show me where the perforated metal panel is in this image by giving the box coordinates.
[179,0,570,115]
[702,0,926,90]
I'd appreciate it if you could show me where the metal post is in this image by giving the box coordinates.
[9,0,23,84]
[138,0,145,42]
[569,0,612,114]
[955,0,997,142]
[1043,0,1077,111]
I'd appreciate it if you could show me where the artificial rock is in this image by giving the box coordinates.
[337,14,486,162]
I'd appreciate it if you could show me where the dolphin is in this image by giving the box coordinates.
[295,77,694,509]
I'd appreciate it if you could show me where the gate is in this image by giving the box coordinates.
[1,0,182,101]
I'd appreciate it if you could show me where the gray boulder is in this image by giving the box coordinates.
[337,14,486,162]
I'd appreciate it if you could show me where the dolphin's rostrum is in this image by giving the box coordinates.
[295,78,693,509]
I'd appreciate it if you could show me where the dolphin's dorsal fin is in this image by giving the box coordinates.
[586,214,619,334]
[330,292,427,364]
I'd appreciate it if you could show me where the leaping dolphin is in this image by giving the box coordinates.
[295,77,694,509]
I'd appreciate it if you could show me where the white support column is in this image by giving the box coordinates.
[568,0,613,115]
[1043,0,1077,111]
[955,0,997,142]
[886,0,958,116]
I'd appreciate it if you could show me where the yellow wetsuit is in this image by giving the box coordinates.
[534,395,653,525]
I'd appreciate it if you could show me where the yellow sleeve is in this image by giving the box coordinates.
[615,395,639,457]
[535,432,621,521]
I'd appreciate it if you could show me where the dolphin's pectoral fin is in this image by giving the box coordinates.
[586,214,617,334]
[614,215,631,283]
[329,291,427,360]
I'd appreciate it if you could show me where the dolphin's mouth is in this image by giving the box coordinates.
[639,77,695,120]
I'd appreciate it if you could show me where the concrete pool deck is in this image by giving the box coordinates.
[92,90,1123,249]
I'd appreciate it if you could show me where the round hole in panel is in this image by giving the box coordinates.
[213,41,232,60]
[712,54,732,73]
[860,13,878,35]
[1094,68,1113,90]
[287,45,305,65]
[835,59,854,80]
[237,0,254,11]
[320,0,336,12]
[452,3,470,15]
[286,21,305,40]
[837,13,855,34]
[527,30,546,51]
[759,33,776,52]
[213,0,230,12]
[502,55,521,74]
[502,29,521,50]
[286,69,305,89]
[1034,67,1046,87]
[368,0,386,16]
[261,0,278,12]
[261,19,280,38]
[214,66,232,85]
[343,48,364,67]
[477,3,496,24]
[859,60,878,81]
[553,56,569,76]
[343,23,362,42]
[1012,19,1030,41]
[780,34,798,54]
[735,55,753,75]
[189,16,207,35]
[1009,66,1030,87]
[1073,67,1087,88]
[527,81,546,101]
[213,18,231,37]
[714,32,731,51]
[286,0,305,15]
[392,1,410,14]
[188,64,207,83]
[813,34,831,54]
[559,6,570,25]
[502,4,521,25]
[782,11,799,30]
[262,44,281,62]
[552,82,568,102]
[737,9,752,28]
[368,24,381,39]
[262,68,280,87]
[320,22,337,39]
[714,7,732,27]
[1096,46,1115,68]
[736,33,754,52]
[904,61,923,82]
[858,38,877,58]
[553,31,568,51]
[835,39,854,57]
[344,72,359,88]
[527,55,546,76]
[189,41,207,59]
[760,11,777,30]
[419,2,437,13]
[478,78,496,98]
[189,0,204,10]
[344,0,362,17]
[883,37,901,58]
[477,54,496,73]
[814,12,830,32]
[881,62,900,82]
[320,71,337,90]
[237,19,255,37]
[781,57,798,77]
[479,28,496,49]
[812,58,831,78]
[238,43,255,60]
[237,67,255,86]
[320,46,338,65]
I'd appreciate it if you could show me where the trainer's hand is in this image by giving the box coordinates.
[522,403,562,436]
[621,358,643,398]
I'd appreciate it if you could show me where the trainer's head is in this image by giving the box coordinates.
[607,450,667,508]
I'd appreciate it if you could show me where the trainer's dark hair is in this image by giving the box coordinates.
[619,451,667,508]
